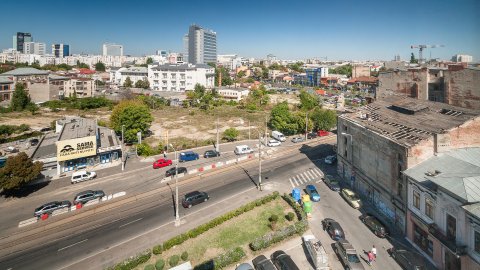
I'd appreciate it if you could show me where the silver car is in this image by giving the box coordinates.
[291,136,304,143]
[334,239,365,270]
[34,201,71,217]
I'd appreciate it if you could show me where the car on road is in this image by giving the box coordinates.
[323,175,340,191]
[271,250,300,270]
[291,136,304,143]
[305,184,321,202]
[306,132,317,139]
[324,155,337,165]
[252,255,276,270]
[322,218,345,240]
[360,213,388,238]
[179,151,199,162]
[317,130,329,137]
[334,239,365,270]
[204,150,220,158]
[341,188,361,209]
[387,247,427,270]
[34,201,71,217]
[152,158,172,169]
[182,191,209,208]
[71,170,97,184]
[73,190,105,205]
[235,145,254,155]
[266,139,281,147]
[30,138,39,146]
[165,166,187,177]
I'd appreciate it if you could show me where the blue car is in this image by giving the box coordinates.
[305,185,321,202]
[179,151,199,162]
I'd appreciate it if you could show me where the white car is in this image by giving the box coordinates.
[267,140,281,147]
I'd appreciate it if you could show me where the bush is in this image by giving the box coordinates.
[155,259,165,270]
[181,251,189,261]
[136,142,160,157]
[286,212,295,221]
[153,244,163,255]
[144,264,155,270]
[106,249,151,270]
[249,224,297,251]
[169,255,180,267]
[213,247,245,269]
[269,214,279,223]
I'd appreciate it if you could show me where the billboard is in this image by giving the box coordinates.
[56,136,97,161]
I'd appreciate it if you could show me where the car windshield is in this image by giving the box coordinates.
[347,254,360,263]
[350,194,360,200]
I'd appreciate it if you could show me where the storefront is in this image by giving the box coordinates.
[56,135,97,174]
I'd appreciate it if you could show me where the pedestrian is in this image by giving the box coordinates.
[367,251,374,265]
[371,245,377,260]
[163,151,167,158]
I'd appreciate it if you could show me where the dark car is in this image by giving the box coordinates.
[204,150,220,158]
[360,213,388,238]
[324,155,337,165]
[179,151,199,162]
[30,138,40,146]
[323,175,340,191]
[73,190,105,205]
[182,191,209,208]
[252,255,276,270]
[34,201,71,217]
[271,250,300,270]
[322,218,345,240]
[305,185,320,202]
[165,166,187,177]
[307,132,317,139]
[40,127,52,132]
[388,247,426,270]
[235,263,254,270]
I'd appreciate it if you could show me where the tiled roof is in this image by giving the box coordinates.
[1,67,49,76]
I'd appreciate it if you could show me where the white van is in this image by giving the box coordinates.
[272,131,286,142]
[71,170,97,184]
[234,145,254,155]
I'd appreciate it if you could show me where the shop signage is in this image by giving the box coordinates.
[56,136,97,161]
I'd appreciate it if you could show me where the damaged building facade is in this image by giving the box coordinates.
[377,65,480,110]
[336,96,480,234]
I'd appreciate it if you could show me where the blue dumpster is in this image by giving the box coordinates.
[292,188,301,203]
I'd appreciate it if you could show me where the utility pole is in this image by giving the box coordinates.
[121,125,125,171]
[264,115,268,145]
[169,144,180,226]
[248,120,251,140]
[305,112,308,141]
[258,132,263,191]
[216,117,219,152]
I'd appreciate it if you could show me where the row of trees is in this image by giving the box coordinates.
[2,60,105,72]
[123,77,150,89]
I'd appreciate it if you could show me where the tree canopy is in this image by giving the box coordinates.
[146,57,154,65]
[329,64,352,77]
[0,152,43,192]
[134,78,150,89]
[298,90,319,111]
[95,61,106,72]
[310,107,337,131]
[287,62,305,73]
[110,100,153,142]
[11,83,31,111]
[123,77,133,88]
[410,53,418,64]
[185,84,218,110]
[223,127,239,141]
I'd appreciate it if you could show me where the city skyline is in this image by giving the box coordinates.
[0,0,479,61]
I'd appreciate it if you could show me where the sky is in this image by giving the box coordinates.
[1,0,479,61]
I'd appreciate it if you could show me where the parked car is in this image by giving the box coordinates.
[271,131,286,142]
[324,155,337,165]
[235,263,254,270]
[305,185,321,202]
[34,201,71,217]
[252,255,276,270]
[341,188,361,209]
[317,130,329,137]
[291,136,304,143]
[334,239,365,270]
[182,191,209,208]
[323,175,340,191]
[30,138,39,146]
[179,151,199,162]
[73,190,105,205]
[71,170,97,184]
[165,167,187,177]
[40,127,52,132]
[235,145,254,155]
[271,250,300,270]
[360,213,388,238]
[306,132,317,139]
[387,247,427,270]
[267,139,281,147]
[4,146,18,153]
[204,150,220,158]
[153,158,172,169]
[321,218,345,240]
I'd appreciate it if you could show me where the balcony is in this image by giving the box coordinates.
[428,224,467,256]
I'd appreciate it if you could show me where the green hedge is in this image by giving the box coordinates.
[144,265,154,270]
[155,259,165,270]
[195,247,246,270]
[106,249,151,270]
[169,255,180,267]
[152,244,163,255]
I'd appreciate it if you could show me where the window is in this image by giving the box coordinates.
[414,223,433,257]
[446,214,456,241]
[397,180,403,197]
[413,191,420,209]
[425,198,434,219]
[475,231,480,253]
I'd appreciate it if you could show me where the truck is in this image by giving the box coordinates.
[271,131,286,142]
[302,234,329,270]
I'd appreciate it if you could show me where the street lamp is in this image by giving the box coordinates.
[168,143,180,225]
[121,125,125,171]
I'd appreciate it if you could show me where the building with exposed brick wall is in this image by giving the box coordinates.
[377,66,480,110]
[336,96,480,236]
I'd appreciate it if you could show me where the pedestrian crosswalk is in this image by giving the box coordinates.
[288,168,324,188]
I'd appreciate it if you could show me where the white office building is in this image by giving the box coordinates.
[116,67,148,86]
[23,42,46,55]
[451,54,473,63]
[186,25,217,65]
[148,63,214,92]
[103,43,123,56]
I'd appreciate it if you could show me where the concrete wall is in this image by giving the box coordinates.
[377,69,428,100]
[27,82,50,103]
[444,68,480,110]
[352,65,370,77]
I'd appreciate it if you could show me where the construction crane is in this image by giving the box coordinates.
[410,44,445,63]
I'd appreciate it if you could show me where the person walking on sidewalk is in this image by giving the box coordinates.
[367,251,375,265]
[371,245,377,261]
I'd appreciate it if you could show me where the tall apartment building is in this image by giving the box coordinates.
[102,43,123,56]
[451,54,473,63]
[52,44,70,58]
[148,63,215,92]
[23,42,46,55]
[13,32,32,52]
[186,25,217,65]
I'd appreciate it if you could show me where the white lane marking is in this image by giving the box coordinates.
[300,173,309,183]
[58,239,88,252]
[309,169,319,178]
[289,178,295,188]
[306,170,315,179]
[293,176,299,186]
[314,168,323,176]
[302,172,311,182]
[119,218,143,228]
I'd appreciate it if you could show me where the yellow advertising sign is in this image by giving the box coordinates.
[56,136,97,161]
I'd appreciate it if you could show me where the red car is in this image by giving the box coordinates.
[317,130,329,136]
[153,159,172,169]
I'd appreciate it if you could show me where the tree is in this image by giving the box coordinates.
[26,102,39,115]
[124,77,133,88]
[95,61,106,72]
[287,62,305,73]
[269,102,297,135]
[310,107,337,131]
[0,152,43,192]
[329,65,352,77]
[76,61,89,69]
[223,127,239,141]
[410,53,418,64]
[134,78,150,89]
[10,83,31,111]
[298,90,319,111]
[110,100,153,142]
[146,57,153,65]
[237,70,246,78]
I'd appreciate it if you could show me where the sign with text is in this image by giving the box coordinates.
[56,136,96,161]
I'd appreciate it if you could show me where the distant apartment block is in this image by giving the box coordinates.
[293,67,328,87]
[23,42,46,55]
[451,54,473,63]
[217,88,250,101]
[103,43,123,56]
[148,63,214,92]
[186,25,217,65]
[352,65,371,77]
[13,32,32,52]
[52,44,70,58]
[115,67,148,86]
[0,76,14,105]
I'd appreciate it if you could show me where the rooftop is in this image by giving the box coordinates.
[340,96,480,147]
[1,67,49,76]
[97,126,120,149]
[119,66,148,74]
[0,77,13,84]
[151,63,213,71]
[463,203,480,220]
[58,118,97,141]
[49,74,70,80]
[403,148,480,203]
